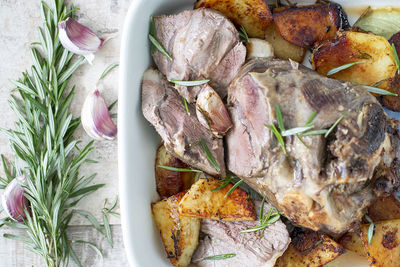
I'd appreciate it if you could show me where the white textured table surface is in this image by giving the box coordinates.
[0,0,131,266]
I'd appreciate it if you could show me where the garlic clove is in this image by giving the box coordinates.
[81,89,117,140]
[196,84,232,137]
[1,176,29,222]
[246,38,274,60]
[58,17,104,64]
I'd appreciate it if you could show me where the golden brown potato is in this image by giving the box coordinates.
[367,193,400,222]
[382,75,400,111]
[155,144,197,199]
[312,31,397,89]
[273,3,350,48]
[275,228,344,267]
[264,23,306,62]
[194,0,272,38]
[179,178,256,221]
[338,231,366,257]
[360,219,400,267]
[152,192,200,267]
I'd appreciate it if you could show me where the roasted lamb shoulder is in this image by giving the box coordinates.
[226,58,400,234]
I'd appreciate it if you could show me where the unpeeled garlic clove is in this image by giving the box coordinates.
[81,90,117,140]
[1,176,29,222]
[58,17,104,64]
[196,84,232,137]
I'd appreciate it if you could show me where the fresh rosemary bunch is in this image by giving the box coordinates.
[0,1,105,266]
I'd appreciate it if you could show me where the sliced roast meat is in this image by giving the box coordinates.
[226,58,400,234]
[152,8,246,101]
[192,201,290,266]
[142,68,225,176]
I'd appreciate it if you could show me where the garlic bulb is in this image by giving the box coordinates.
[81,89,117,140]
[58,17,104,64]
[196,84,232,137]
[1,176,29,222]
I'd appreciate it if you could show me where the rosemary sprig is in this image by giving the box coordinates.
[0,1,105,266]
[203,253,236,260]
[239,25,249,43]
[99,62,119,80]
[200,138,220,172]
[326,62,362,76]
[365,215,375,246]
[363,85,398,96]
[324,113,347,138]
[390,43,400,74]
[156,165,202,173]
[241,198,280,234]
[168,79,210,86]
[225,179,244,197]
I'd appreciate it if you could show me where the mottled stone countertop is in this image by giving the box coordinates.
[0,0,131,266]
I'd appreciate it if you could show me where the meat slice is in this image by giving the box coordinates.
[142,68,225,176]
[192,201,290,266]
[152,8,246,101]
[226,58,400,234]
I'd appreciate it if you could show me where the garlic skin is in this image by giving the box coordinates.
[58,18,104,64]
[196,84,232,137]
[1,176,29,222]
[81,89,117,140]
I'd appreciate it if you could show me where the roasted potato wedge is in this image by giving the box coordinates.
[361,219,400,267]
[194,0,272,38]
[273,3,350,48]
[264,23,306,62]
[338,231,366,257]
[179,178,256,221]
[312,31,397,88]
[152,192,200,267]
[382,75,400,111]
[367,193,400,221]
[155,144,197,199]
[275,228,344,267]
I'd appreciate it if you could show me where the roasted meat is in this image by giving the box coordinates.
[142,68,225,176]
[192,201,290,266]
[152,8,246,101]
[226,58,400,234]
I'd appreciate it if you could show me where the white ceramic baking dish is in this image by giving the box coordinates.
[119,1,399,266]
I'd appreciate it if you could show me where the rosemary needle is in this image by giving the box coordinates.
[324,113,347,138]
[156,165,202,173]
[200,138,220,172]
[225,179,244,197]
[326,62,362,76]
[363,85,398,96]
[203,253,236,260]
[239,25,249,43]
[169,79,210,86]
[390,43,400,74]
[365,215,375,246]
